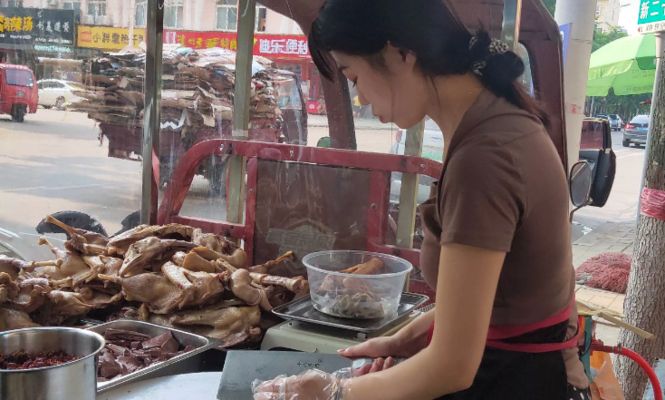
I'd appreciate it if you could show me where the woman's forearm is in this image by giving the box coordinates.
[392,307,435,349]
[341,345,472,400]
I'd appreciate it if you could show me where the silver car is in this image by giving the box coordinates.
[623,115,649,147]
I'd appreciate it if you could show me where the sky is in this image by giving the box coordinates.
[618,0,640,34]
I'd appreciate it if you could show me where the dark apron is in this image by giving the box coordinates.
[426,300,590,400]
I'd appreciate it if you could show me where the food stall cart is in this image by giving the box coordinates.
[0,0,660,399]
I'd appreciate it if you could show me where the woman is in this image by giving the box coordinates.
[253,0,589,398]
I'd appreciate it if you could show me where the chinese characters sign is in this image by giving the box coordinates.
[78,25,310,59]
[77,26,146,51]
[0,8,75,47]
[168,31,310,59]
[637,0,665,33]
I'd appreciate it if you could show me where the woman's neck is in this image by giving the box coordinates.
[426,73,484,160]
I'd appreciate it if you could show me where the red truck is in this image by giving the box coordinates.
[0,64,38,122]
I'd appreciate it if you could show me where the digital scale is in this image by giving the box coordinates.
[261,293,429,353]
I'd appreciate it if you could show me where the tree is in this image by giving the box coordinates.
[615,32,665,400]
[593,25,629,51]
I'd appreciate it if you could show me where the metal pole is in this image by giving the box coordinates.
[555,0,598,171]
[501,0,522,48]
[128,0,136,49]
[395,121,424,248]
[232,0,256,137]
[227,0,256,225]
[140,0,164,224]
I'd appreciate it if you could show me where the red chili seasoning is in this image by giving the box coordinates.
[0,350,79,370]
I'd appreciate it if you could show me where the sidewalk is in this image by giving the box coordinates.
[573,221,637,345]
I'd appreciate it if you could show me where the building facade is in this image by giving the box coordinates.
[596,0,622,31]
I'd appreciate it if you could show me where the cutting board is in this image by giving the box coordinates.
[217,350,350,400]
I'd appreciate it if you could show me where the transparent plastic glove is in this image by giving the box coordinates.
[252,368,352,400]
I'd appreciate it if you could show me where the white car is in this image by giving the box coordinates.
[37,79,84,110]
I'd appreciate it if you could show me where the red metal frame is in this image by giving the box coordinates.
[158,139,442,264]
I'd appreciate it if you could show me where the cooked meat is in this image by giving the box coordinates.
[107,224,196,256]
[119,237,196,277]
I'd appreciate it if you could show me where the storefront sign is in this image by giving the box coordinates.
[166,31,310,59]
[0,8,75,47]
[34,44,73,54]
[77,26,146,51]
[637,0,665,33]
[78,25,310,59]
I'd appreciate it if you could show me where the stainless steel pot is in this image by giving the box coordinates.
[0,327,105,400]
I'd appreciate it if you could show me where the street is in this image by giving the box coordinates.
[574,129,645,230]
[0,109,644,258]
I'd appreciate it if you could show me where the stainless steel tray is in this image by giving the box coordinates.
[272,292,428,334]
[87,319,215,393]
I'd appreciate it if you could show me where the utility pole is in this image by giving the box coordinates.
[616,31,665,400]
[128,0,136,49]
[554,0,598,170]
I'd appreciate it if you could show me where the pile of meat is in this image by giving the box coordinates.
[0,350,79,370]
[98,328,192,381]
[0,215,308,347]
[315,257,389,319]
[70,45,285,159]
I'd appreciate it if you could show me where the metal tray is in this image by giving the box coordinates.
[272,292,428,334]
[87,319,215,393]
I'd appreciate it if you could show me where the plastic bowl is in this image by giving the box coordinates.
[302,250,413,319]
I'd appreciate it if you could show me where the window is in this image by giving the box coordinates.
[6,69,33,87]
[135,0,147,26]
[216,1,267,32]
[256,6,267,32]
[164,0,184,28]
[6,0,22,7]
[63,1,81,10]
[88,0,106,18]
[216,0,237,31]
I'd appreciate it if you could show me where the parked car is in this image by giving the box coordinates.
[623,114,649,147]
[0,64,38,122]
[608,114,623,131]
[37,79,84,110]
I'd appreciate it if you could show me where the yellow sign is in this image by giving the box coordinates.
[0,16,33,33]
[77,26,146,51]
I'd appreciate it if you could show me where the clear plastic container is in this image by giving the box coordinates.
[302,250,413,319]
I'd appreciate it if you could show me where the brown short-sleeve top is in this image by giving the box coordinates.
[419,90,587,387]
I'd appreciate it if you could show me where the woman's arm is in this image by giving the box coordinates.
[339,307,435,361]
[341,243,504,400]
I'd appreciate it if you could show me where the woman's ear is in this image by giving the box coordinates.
[384,43,416,70]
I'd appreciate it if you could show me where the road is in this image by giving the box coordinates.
[574,129,644,231]
[0,109,644,258]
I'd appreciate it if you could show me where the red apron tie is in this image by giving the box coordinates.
[426,298,578,353]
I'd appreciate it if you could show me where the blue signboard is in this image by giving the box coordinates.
[560,23,572,63]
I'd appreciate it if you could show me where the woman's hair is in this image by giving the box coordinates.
[308,0,548,125]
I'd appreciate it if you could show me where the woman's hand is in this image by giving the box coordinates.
[338,334,426,377]
[252,369,346,400]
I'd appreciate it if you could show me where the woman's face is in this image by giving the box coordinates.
[332,46,430,129]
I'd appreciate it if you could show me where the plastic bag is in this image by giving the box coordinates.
[590,351,625,400]
[252,368,352,400]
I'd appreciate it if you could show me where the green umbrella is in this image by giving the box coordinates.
[587,34,657,96]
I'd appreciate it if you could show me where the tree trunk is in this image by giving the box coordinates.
[616,32,665,400]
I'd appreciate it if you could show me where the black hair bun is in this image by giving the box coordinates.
[468,30,525,92]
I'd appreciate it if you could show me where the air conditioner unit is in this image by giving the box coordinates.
[47,0,59,6]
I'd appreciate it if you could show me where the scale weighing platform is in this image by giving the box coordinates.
[261,293,429,353]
